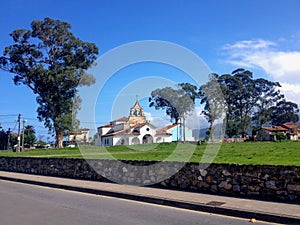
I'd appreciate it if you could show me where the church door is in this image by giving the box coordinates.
[142,134,153,144]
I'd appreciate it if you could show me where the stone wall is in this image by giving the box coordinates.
[0,157,299,202]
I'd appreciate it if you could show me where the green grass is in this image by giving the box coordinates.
[0,147,81,157]
[0,141,299,166]
[211,141,300,165]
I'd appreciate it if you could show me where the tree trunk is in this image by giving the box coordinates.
[210,124,215,142]
[182,117,186,142]
[56,131,63,148]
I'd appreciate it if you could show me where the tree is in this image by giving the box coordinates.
[23,133,36,147]
[22,125,36,147]
[199,73,226,141]
[200,69,296,139]
[24,125,35,135]
[252,78,283,134]
[221,69,259,138]
[149,86,194,124]
[178,83,199,102]
[0,129,8,150]
[212,73,239,138]
[0,18,98,148]
[149,85,194,141]
[0,128,16,150]
[217,69,286,138]
[270,100,299,125]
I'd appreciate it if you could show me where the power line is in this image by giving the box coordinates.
[0,122,17,124]
[0,114,19,117]
[23,117,38,121]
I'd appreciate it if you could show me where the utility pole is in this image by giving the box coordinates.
[17,114,21,152]
[22,119,26,151]
[7,128,11,151]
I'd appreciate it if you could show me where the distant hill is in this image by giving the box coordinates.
[193,123,226,141]
[192,128,208,140]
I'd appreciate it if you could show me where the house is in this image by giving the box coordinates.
[95,100,172,146]
[281,122,300,140]
[262,122,300,141]
[69,128,90,144]
[160,124,195,142]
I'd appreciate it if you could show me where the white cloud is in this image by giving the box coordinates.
[223,38,300,107]
[280,82,300,94]
[145,108,210,130]
[144,112,168,129]
[279,82,300,105]
[186,106,209,129]
[223,39,276,50]
[223,39,300,83]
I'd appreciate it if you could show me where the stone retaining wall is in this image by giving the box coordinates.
[0,157,299,202]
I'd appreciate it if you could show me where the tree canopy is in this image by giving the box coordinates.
[270,100,299,125]
[198,73,226,141]
[149,84,196,124]
[22,125,36,147]
[151,68,299,141]
[149,84,196,141]
[0,18,98,147]
[200,69,299,138]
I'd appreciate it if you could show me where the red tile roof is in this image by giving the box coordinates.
[161,124,179,131]
[99,123,112,128]
[98,116,129,128]
[282,122,300,129]
[102,128,140,137]
[263,126,288,132]
[156,130,172,135]
[114,116,128,122]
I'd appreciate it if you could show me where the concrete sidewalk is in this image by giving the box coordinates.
[0,171,299,224]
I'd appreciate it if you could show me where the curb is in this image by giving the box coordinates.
[0,175,299,224]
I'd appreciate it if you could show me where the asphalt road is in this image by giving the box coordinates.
[0,180,276,225]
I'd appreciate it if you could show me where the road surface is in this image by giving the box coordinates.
[0,180,276,225]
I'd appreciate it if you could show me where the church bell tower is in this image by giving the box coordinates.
[128,100,147,126]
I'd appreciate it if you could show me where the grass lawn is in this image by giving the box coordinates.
[0,141,299,166]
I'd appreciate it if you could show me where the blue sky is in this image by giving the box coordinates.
[1,0,300,140]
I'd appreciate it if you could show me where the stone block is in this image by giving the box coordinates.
[219,181,232,190]
[222,169,231,176]
[233,184,240,192]
[287,184,300,193]
[265,180,278,190]
[199,169,207,177]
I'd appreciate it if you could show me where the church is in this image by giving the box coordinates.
[95,100,173,146]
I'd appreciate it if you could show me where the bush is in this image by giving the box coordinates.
[274,132,286,142]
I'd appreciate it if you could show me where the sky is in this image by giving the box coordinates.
[0,0,300,141]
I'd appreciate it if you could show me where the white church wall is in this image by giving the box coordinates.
[140,125,156,137]
[100,127,111,136]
